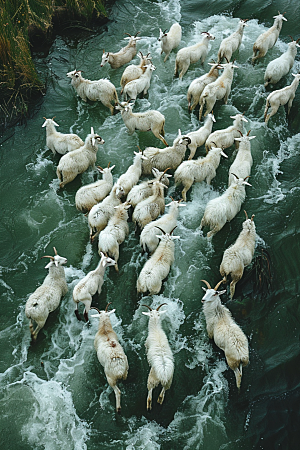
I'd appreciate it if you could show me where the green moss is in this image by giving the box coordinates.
[0,0,107,126]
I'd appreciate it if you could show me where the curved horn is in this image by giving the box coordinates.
[296,38,300,44]
[43,117,47,120]
[214,280,224,291]
[105,302,112,312]
[142,304,153,311]
[53,247,58,255]
[90,306,101,314]
[251,214,255,221]
[52,116,56,121]
[170,226,177,235]
[155,226,166,234]
[231,173,239,180]
[97,165,104,171]
[156,303,167,311]
[246,129,251,136]
[224,55,230,63]
[244,210,249,220]
[41,255,55,260]
[163,29,168,34]
[288,35,294,42]
[107,161,111,168]
[201,279,212,289]
[134,31,141,37]
[211,141,218,147]
[124,32,132,37]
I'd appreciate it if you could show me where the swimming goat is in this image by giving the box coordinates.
[91,304,129,413]
[200,174,251,237]
[42,117,84,155]
[175,146,227,201]
[25,247,68,341]
[264,36,300,87]
[98,202,131,272]
[201,279,249,389]
[67,70,118,115]
[185,113,216,160]
[217,19,248,63]
[57,127,105,188]
[220,211,256,298]
[187,63,220,113]
[116,150,148,198]
[174,32,215,79]
[142,304,174,410]
[73,252,116,322]
[115,101,168,146]
[199,60,238,121]
[205,113,248,153]
[120,51,152,93]
[75,163,115,213]
[252,12,287,64]
[88,184,123,243]
[228,130,255,186]
[140,199,185,254]
[264,73,300,125]
[137,227,180,295]
[132,180,166,231]
[101,32,140,69]
[141,129,191,175]
[159,23,182,62]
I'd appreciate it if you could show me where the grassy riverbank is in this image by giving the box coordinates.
[0,0,108,128]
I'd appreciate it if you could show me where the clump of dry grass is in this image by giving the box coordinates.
[0,0,107,126]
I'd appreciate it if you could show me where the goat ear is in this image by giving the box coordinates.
[45,261,52,269]
[91,313,101,318]
[142,311,150,316]
[202,287,207,292]
[159,309,167,315]
[108,309,116,315]
[217,289,227,296]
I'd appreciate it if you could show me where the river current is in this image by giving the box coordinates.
[1,0,300,449]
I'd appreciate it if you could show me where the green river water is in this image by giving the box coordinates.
[1,0,300,449]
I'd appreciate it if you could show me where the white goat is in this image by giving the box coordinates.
[174,32,215,79]
[220,211,256,298]
[140,199,185,254]
[25,247,68,341]
[132,180,166,231]
[42,117,84,155]
[187,64,220,112]
[88,184,123,243]
[217,19,248,63]
[75,163,115,213]
[174,146,228,201]
[228,130,255,186]
[252,12,287,64]
[264,73,300,124]
[205,113,248,153]
[101,32,140,69]
[185,113,216,160]
[201,279,249,389]
[98,202,131,271]
[115,101,168,146]
[127,167,171,208]
[91,304,129,413]
[199,61,239,120]
[57,127,105,188]
[120,51,152,94]
[123,63,156,100]
[159,23,182,62]
[73,253,116,322]
[115,151,147,197]
[137,227,180,295]
[67,70,118,115]
[142,304,174,410]
[200,175,251,237]
[264,36,300,87]
[141,129,191,175]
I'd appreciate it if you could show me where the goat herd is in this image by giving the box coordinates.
[24,12,299,412]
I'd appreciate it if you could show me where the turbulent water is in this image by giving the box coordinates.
[1,0,300,449]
